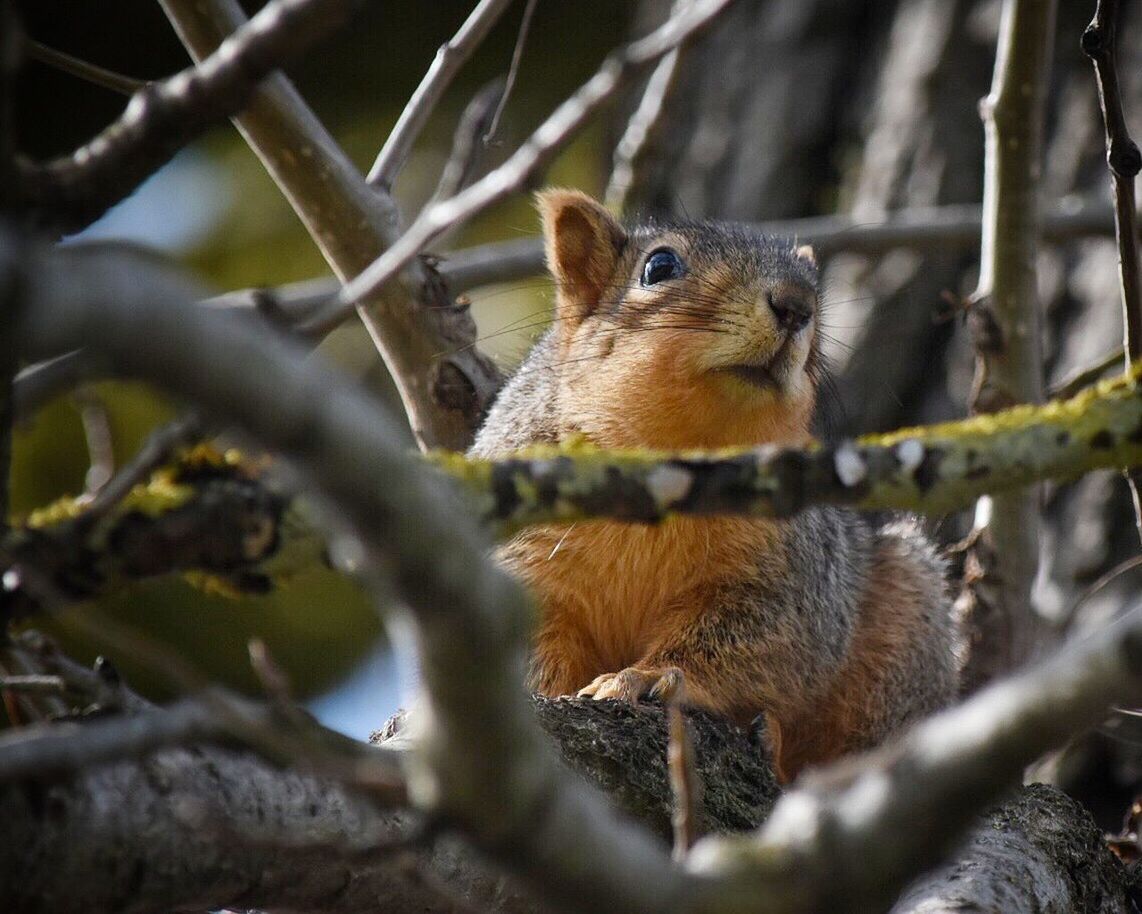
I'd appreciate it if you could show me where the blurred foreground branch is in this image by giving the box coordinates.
[5,236,1142,914]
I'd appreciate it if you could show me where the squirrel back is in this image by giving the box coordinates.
[472,190,959,781]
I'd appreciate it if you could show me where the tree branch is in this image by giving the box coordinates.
[16,0,363,232]
[604,0,687,213]
[24,39,146,96]
[158,0,501,452]
[959,0,1057,690]
[0,444,313,623]
[440,366,1142,530]
[691,602,1142,913]
[287,195,1123,333]
[1084,0,1142,542]
[11,356,1142,622]
[367,0,517,190]
[430,78,508,203]
[327,0,735,325]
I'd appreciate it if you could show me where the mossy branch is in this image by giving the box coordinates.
[438,365,1142,532]
[9,364,1142,620]
[1,447,324,622]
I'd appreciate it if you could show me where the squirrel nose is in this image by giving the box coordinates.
[768,292,813,333]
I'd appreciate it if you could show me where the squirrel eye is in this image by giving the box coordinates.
[641,249,685,286]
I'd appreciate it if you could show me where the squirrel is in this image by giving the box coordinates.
[469,189,960,782]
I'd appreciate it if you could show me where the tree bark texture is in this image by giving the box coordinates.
[0,697,1130,913]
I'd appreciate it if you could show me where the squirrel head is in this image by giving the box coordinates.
[537,189,823,450]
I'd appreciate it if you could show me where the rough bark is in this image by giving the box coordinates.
[1,697,1130,914]
[0,696,777,914]
[891,783,1132,913]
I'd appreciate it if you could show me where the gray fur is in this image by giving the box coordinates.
[470,332,561,457]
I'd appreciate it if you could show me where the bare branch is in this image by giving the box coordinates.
[0,683,404,794]
[605,0,687,213]
[330,0,735,322]
[6,198,1107,388]
[17,0,364,232]
[367,0,517,190]
[0,674,66,696]
[1083,0,1142,542]
[668,704,702,861]
[1084,0,1142,362]
[81,411,203,519]
[73,385,115,496]
[959,0,1056,690]
[159,0,502,452]
[481,0,538,147]
[431,78,507,203]
[1,449,297,623]
[1048,346,1124,399]
[24,39,146,96]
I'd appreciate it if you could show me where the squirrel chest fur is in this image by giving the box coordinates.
[470,190,959,781]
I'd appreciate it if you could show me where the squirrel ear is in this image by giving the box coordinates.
[537,189,627,330]
[794,244,818,269]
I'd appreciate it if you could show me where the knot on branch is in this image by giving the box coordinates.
[1081,24,1110,58]
[1108,140,1142,179]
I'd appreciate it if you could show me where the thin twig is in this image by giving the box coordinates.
[605,0,687,212]
[667,703,702,861]
[80,411,202,519]
[12,349,96,422]
[1084,0,1142,542]
[247,636,316,735]
[1048,346,1125,399]
[1061,554,1142,635]
[430,78,507,203]
[0,674,66,696]
[24,39,146,96]
[332,0,735,321]
[73,385,115,496]
[18,0,364,232]
[49,606,405,799]
[368,0,517,189]
[5,196,1100,369]
[482,0,537,147]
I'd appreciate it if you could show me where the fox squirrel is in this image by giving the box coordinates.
[470,190,959,781]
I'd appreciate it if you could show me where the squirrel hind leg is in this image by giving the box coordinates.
[770,519,959,782]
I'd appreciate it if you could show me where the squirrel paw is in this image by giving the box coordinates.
[577,666,686,705]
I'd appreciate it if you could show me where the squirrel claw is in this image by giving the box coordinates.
[577,666,687,706]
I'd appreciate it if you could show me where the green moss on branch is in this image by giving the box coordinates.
[435,365,1142,532]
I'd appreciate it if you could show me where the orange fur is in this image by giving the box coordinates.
[505,516,785,693]
[476,191,956,783]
